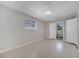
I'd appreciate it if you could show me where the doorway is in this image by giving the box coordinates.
[56,21,64,40]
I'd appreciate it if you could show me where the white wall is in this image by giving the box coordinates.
[0,5,47,51]
[77,12,79,47]
[49,23,56,39]
[66,18,78,46]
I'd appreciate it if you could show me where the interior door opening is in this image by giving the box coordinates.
[56,21,64,40]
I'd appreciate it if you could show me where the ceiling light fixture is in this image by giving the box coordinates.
[45,11,52,15]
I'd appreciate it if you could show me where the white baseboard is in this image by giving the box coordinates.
[0,39,43,54]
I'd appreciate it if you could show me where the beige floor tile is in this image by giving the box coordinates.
[0,39,79,58]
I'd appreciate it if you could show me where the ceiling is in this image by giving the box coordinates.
[0,1,79,22]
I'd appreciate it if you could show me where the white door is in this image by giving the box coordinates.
[66,18,78,45]
[49,23,56,39]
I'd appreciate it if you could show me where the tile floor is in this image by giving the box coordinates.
[0,39,79,58]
